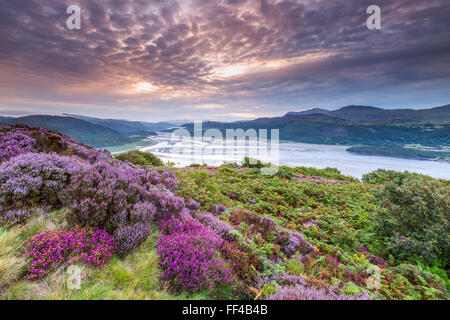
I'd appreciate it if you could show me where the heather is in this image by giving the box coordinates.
[61,161,185,255]
[24,227,116,280]
[157,218,234,295]
[174,166,449,299]
[0,131,36,162]
[0,124,111,163]
[266,284,372,300]
[0,153,85,226]
[0,126,449,300]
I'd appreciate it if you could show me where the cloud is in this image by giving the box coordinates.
[0,0,449,121]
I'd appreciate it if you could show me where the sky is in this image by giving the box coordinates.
[0,0,449,122]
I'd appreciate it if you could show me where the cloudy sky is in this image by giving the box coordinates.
[0,0,449,122]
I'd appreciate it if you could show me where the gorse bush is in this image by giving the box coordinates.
[62,161,186,255]
[0,153,84,226]
[24,227,116,280]
[375,176,449,265]
[114,150,163,167]
[157,218,233,294]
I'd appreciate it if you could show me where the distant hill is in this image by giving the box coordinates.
[179,105,450,147]
[286,108,331,116]
[0,115,139,148]
[63,114,174,135]
[287,104,450,122]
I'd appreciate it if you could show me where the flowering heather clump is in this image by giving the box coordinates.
[230,209,317,259]
[192,211,236,242]
[210,204,227,215]
[256,272,307,288]
[149,168,178,192]
[358,246,386,267]
[0,124,111,163]
[0,131,36,162]
[186,199,200,210]
[326,256,342,268]
[157,218,233,294]
[24,227,116,280]
[0,153,84,224]
[277,231,317,258]
[266,285,373,300]
[62,161,186,254]
[0,209,31,227]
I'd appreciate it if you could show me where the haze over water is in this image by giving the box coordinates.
[141,134,450,180]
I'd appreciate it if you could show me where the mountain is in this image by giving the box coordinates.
[178,105,450,147]
[286,108,331,116]
[287,104,450,122]
[0,115,140,148]
[63,114,174,135]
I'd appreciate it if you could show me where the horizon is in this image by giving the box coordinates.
[1,103,449,124]
[1,0,450,122]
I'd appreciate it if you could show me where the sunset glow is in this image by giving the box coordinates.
[134,82,158,93]
[0,0,448,121]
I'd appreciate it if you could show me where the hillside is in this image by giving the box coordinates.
[287,105,450,122]
[0,126,448,301]
[0,115,141,148]
[179,112,450,147]
[63,114,173,136]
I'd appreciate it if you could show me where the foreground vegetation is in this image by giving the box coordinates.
[0,125,448,300]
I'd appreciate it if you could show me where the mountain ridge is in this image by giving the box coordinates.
[287,104,450,122]
[0,115,140,148]
[177,104,450,147]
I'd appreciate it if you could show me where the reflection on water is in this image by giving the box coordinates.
[141,133,450,180]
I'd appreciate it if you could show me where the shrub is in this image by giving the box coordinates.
[357,246,386,267]
[192,211,236,242]
[186,199,200,210]
[241,157,267,169]
[157,218,233,294]
[276,168,293,180]
[266,284,372,300]
[0,124,111,163]
[24,227,116,280]
[0,209,31,228]
[0,131,36,162]
[62,161,185,254]
[0,153,84,226]
[363,169,425,185]
[289,166,358,182]
[374,176,449,264]
[114,150,163,167]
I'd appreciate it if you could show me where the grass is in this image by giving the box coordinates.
[0,210,210,300]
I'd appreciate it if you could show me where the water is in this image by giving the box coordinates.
[140,133,450,180]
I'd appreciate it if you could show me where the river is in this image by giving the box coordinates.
[139,133,450,180]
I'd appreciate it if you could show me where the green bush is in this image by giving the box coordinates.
[276,168,294,180]
[241,157,268,169]
[362,169,425,185]
[114,150,163,167]
[289,166,358,182]
[374,176,449,265]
